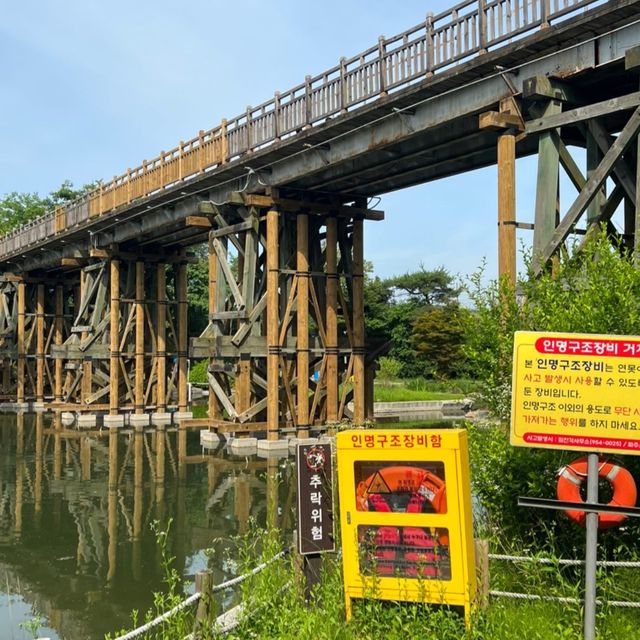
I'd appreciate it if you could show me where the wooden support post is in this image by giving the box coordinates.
[17,281,25,404]
[108,428,118,581]
[34,413,43,513]
[297,213,310,438]
[156,264,167,412]
[54,285,64,403]
[53,413,62,481]
[533,100,562,264]
[498,132,517,283]
[267,208,280,439]
[80,271,92,404]
[193,571,216,638]
[81,436,92,481]
[207,235,221,419]
[177,261,189,412]
[236,355,251,415]
[325,217,339,422]
[586,132,605,226]
[110,259,120,415]
[36,284,45,402]
[156,424,166,485]
[352,218,365,424]
[135,261,145,414]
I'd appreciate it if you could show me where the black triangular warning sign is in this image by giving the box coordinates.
[365,471,393,494]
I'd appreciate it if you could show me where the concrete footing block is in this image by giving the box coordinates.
[61,412,75,426]
[200,430,225,448]
[173,411,193,423]
[77,414,97,429]
[32,402,46,412]
[257,440,290,459]
[130,414,151,428]
[151,412,172,426]
[228,437,258,455]
[288,437,320,453]
[257,439,289,452]
[103,415,125,428]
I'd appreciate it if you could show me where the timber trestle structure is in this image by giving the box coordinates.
[2,1,640,434]
[191,195,380,437]
[0,193,380,435]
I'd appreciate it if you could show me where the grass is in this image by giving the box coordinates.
[111,521,640,640]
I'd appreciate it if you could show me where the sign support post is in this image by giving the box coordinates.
[583,453,599,640]
[296,442,335,602]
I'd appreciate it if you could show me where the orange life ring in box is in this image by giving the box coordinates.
[556,457,637,530]
[357,466,447,576]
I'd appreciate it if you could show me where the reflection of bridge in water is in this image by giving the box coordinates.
[0,1,640,439]
[0,413,292,639]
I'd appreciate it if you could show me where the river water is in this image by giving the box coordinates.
[0,413,294,640]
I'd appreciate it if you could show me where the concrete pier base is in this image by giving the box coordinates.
[257,438,289,454]
[288,436,320,454]
[104,415,125,428]
[151,412,172,426]
[228,437,258,455]
[130,414,151,428]
[200,430,225,449]
[77,414,97,429]
[173,411,193,423]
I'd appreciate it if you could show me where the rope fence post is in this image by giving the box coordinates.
[193,570,216,639]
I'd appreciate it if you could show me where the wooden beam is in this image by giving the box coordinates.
[266,208,280,439]
[135,261,145,413]
[185,216,213,228]
[203,196,385,221]
[297,214,310,438]
[36,284,45,402]
[625,45,640,71]
[587,119,637,205]
[352,218,365,425]
[177,261,188,412]
[61,258,85,268]
[522,75,578,103]
[533,99,562,260]
[498,133,516,283]
[325,217,338,422]
[17,282,25,403]
[207,233,221,419]
[535,106,640,273]
[479,111,523,131]
[54,285,64,403]
[156,263,166,412]
[526,92,640,135]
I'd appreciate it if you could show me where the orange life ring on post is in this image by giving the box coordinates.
[556,457,637,530]
[357,466,447,576]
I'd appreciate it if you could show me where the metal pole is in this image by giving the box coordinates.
[584,452,599,640]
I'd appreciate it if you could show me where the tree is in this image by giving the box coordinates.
[411,305,468,378]
[0,180,98,234]
[363,264,461,378]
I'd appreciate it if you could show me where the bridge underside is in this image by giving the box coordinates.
[2,5,640,434]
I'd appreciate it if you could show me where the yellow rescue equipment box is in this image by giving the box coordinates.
[336,428,476,621]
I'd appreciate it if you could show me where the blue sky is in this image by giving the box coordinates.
[1,0,545,283]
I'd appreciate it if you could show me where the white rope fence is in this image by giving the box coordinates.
[489,553,640,608]
[489,554,640,568]
[113,548,290,640]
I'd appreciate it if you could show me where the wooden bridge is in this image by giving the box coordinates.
[1,0,640,437]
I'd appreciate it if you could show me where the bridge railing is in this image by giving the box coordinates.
[1,0,606,259]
